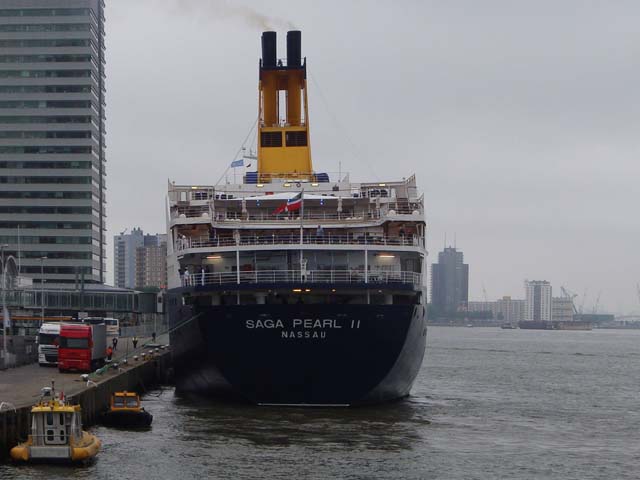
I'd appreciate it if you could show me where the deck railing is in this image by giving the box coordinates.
[176,234,423,251]
[171,205,424,222]
[180,269,422,287]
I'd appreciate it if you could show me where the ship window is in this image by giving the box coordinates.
[285,131,307,147]
[193,191,208,200]
[261,132,282,147]
[46,413,53,425]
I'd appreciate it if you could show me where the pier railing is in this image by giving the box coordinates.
[180,269,422,287]
[176,234,423,251]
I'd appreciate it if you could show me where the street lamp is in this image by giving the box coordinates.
[1,244,8,365]
[40,256,47,321]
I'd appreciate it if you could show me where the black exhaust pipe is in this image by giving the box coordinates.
[286,30,301,67]
[261,31,277,68]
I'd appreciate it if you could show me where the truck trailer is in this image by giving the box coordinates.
[58,323,107,372]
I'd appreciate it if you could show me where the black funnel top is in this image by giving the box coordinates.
[287,30,301,67]
[261,31,277,68]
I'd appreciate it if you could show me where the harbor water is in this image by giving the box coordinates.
[1,327,638,479]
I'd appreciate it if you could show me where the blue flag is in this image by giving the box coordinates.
[230,159,244,168]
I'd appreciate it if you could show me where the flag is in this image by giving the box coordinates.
[230,159,244,168]
[273,191,303,214]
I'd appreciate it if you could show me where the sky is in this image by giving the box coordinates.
[104,0,640,314]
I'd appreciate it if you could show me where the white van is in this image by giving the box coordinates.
[38,322,61,366]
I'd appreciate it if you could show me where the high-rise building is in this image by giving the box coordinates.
[430,246,469,314]
[114,228,166,289]
[113,228,143,289]
[135,239,167,289]
[524,280,552,321]
[0,1,107,285]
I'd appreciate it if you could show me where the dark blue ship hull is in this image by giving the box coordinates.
[168,299,427,405]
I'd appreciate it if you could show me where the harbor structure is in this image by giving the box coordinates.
[430,247,469,315]
[0,0,107,285]
[113,228,166,289]
[524,280,552,322]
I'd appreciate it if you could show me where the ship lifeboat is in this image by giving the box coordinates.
[99,391,152,428]
[10,384,100,463]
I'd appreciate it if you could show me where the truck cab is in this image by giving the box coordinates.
[38,323,61,366]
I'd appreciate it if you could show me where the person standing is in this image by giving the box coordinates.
[106,346,113,361]
[152,331,156,343]
[132,336,138,349]
[112,336,118,351]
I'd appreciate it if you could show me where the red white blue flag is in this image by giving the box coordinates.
[273,191,303,214]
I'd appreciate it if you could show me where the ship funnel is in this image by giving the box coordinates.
[261,31,277,68]
[286,30,301,67]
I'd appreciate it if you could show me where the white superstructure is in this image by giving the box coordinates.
[167,174,427,304]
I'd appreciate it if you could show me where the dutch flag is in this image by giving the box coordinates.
[273,191,303,214]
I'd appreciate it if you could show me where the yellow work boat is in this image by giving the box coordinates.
[10,382,100,464]
[100,391,153,428]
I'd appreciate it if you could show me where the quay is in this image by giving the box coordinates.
[0,335,172,460]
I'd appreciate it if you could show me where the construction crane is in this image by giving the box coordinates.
[579,288,588,315]
[561,286,579,314]
[592,291,602,314]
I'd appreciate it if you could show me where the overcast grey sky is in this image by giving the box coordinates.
[104,0,640,313]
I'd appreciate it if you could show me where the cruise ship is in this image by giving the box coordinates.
[166,31,427,405]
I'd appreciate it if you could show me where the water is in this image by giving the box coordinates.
[2,327,639,479]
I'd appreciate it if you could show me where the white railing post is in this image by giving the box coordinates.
[236,250,240,285]
[364,248,368,284]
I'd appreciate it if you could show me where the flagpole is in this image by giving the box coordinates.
[299,189,304,270]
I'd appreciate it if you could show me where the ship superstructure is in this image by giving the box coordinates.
[166,31,427,405]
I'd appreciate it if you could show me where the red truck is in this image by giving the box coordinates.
[58,323,107,372]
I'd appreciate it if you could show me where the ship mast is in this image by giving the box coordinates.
[258,31,313,183]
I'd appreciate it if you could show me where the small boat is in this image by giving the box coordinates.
[10,383,100,463]
[99,391,152,428]
[500,323,517,329]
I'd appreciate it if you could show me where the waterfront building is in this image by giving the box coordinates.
[0,0,107,285]
[467,296,525,322]
[431,247,469,314]
[524,280,552,322]
[552,296,574,322]
[113,228,166,289]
